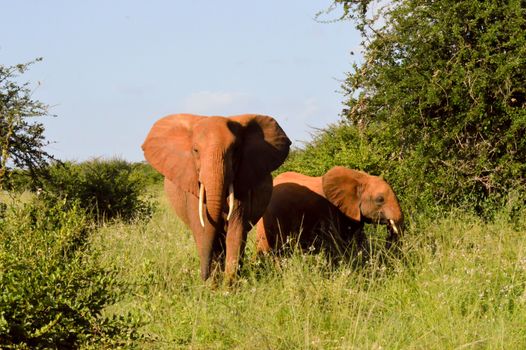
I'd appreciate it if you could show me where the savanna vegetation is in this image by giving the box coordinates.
[1,0,525,348]
[0,59,57,183]
[303,0,526,215]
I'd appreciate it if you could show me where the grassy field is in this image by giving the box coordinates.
[92,189,526,349]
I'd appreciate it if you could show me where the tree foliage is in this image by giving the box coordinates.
[0,59,56,187]
[312,0,526,212]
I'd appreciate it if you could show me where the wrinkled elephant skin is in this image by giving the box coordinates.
[256,166,403,254]
[143,114,290,281]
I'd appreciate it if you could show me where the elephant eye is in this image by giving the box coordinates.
[375,195,385,205]
[192,147,199,155]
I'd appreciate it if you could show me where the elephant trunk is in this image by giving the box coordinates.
[198,183,235,227]
[196,151,237,280]
[196,158,228,280]
[199,151,235,227]
[204,191,225,226]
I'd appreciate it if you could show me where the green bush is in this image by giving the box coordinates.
[316,0,526,216]
[41,158,155,223]
[281,121,525,220]
[280,123,384,177]
[0,198,141,349]
[130,161,163,188]
[279,123,421,210]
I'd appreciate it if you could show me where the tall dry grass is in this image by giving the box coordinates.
[93,189,526,349]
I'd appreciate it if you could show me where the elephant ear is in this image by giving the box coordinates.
[142,114,203,195]
[322,166,364,222]
[230,114,291,191]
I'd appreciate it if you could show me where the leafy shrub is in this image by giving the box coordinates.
[279,123,420,210]
[40,158,155,223]
[281,121,525,219]
[0,198,141,349]
[130,161,163,188]
[287,0,526,216]
[280,123,384,177]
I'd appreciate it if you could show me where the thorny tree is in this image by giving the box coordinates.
[326,0,526,208]
[0,58,56,188]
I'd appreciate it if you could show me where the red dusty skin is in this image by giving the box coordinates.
[201,153,228,226]
[197,152,230,280]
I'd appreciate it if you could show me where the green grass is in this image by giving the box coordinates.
[0,189,33,204]
[92,190,526,349]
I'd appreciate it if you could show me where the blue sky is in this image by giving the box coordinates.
[1,1,362,162]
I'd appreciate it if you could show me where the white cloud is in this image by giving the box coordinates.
[181,91,259,115]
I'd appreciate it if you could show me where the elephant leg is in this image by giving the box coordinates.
[256,219,271,254]
[209,230,226,276]
[256,214,287,255]
[354,224,366,251]
[249,179,275,255]
[195,229,216,280]
[184,193,216,281]
[224,209,248,281]
[197,222,230,281]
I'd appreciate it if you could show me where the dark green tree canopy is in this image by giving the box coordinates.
[0,59,56,185]
[320,0,525,210]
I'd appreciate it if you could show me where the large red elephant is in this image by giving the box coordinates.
[256,166,404,255]
[142,114,290,281]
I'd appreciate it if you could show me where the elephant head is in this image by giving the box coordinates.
[142,113,290,280]
[322,166,404,244]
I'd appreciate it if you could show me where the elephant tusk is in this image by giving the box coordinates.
[389,219,399,235]
[198,183,205,227]
[226,183,235,221]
